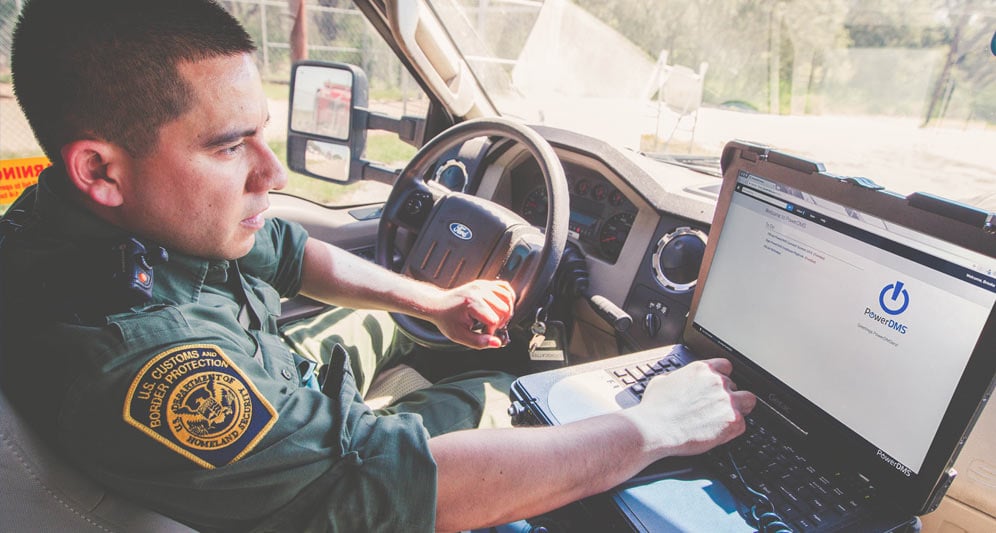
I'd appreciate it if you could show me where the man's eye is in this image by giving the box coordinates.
[221,142,246,155]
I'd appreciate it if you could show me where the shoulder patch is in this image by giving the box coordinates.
[123,344,278,469]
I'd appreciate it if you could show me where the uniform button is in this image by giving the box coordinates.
[281,368,294,380]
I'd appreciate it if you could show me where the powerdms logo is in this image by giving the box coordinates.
[876,449,913,477]
[863,281,911,335]
[878,281,909,315]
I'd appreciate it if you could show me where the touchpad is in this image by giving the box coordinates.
[547,370,632,424]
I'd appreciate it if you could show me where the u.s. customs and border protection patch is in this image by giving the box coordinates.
[123,344,278,469]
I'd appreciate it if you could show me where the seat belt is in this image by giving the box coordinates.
[0,208,29,374]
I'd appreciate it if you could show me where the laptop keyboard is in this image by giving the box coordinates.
[711,409,877,531]
[610,356,878,532]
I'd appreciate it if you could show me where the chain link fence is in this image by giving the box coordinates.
[1,0,418,160]
[220,0,413,89]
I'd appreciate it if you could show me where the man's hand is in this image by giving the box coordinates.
[623,358,756,458]
[429,280,516,349]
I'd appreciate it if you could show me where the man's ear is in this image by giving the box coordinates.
[61,139,129,207]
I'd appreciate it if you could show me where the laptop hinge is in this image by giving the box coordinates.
[923,468,957,514]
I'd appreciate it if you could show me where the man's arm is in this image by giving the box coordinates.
[431,358,756,532]
[298,238,514,348]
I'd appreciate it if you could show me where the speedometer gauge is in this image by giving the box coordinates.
[521,186,548,226]
[598,212,634,262]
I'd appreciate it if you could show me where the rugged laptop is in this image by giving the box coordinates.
[510,140,996,532]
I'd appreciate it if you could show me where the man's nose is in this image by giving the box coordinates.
[249,140,288,192]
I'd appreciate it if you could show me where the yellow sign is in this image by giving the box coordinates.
[1,157,51,204]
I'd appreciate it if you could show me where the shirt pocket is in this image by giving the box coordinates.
[102,305,192,369]
[109,305,191,343]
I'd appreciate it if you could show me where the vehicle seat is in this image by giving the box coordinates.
[364,363,433,410]
[0,381,196,532]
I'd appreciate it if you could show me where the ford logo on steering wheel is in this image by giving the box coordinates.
[449,222,473,241]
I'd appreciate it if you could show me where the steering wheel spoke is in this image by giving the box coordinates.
[380,180,440,232]
[491,226,545,287]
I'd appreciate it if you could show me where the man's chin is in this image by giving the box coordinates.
[225,239,258,260]
[176,236,257,261]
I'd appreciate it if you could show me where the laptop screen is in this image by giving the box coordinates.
[692,169,996,476]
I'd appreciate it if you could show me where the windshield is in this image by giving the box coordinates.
[431,0,996,210]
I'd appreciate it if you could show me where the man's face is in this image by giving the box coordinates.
[117,53,287,260]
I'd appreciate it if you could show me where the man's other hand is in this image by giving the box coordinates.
[431,280,516,349]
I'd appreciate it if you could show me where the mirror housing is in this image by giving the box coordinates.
[287,61,428,184]
[288,61,368,182]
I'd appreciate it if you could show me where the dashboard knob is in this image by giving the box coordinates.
[652,227,708,292]
[644,311,662,337]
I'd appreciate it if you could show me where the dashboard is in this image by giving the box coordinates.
[511,160,639,264]
[470,129,721,356]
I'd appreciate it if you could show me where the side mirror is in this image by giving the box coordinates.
[287,61,369,182]
[288,61,429,184]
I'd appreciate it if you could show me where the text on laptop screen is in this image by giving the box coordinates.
[694,171,996,475]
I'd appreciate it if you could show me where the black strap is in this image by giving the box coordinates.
[0,210,29,375]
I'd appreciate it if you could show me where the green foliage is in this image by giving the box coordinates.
[574,0,994,124]
[267,140,346,204]
[365,133,417,167]
[268,132,408,207]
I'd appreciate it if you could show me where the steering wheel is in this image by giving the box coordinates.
[376,117,570,349]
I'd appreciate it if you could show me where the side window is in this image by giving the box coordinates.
[226,0,426,206]
[1,1,423,212]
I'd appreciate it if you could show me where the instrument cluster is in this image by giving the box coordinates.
[514,161,638,263]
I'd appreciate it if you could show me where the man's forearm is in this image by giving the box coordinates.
[299,238,440,319]
[298,238,515,348]
[430,413,654,532]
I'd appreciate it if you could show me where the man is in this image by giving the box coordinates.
[1,1,755,531]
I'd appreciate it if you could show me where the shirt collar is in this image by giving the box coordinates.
[153,253,231,304]
[34,166,232,304]
[35,165,129,242]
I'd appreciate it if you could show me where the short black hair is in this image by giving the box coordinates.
[11,0,257,162]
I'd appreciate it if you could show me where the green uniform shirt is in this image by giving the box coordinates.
[0,168,437,532]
